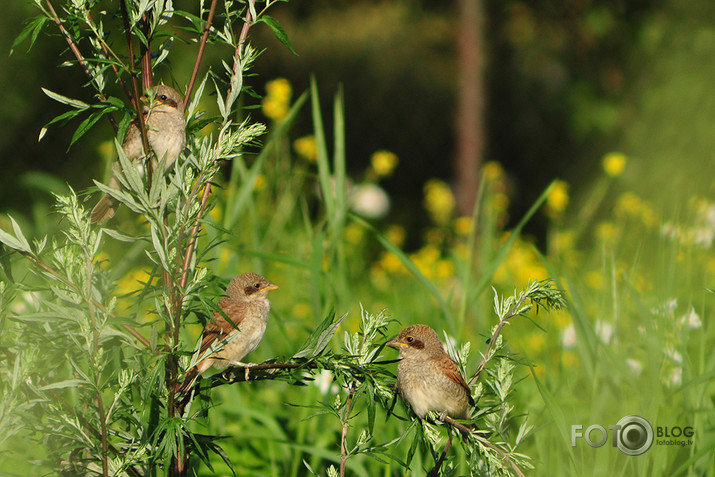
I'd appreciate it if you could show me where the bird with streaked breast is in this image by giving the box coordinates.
[177,272,278,394]
[387,324,474,420]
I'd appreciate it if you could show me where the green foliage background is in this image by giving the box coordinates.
[0,0,714,476]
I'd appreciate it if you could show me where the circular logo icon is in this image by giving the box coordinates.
[615,415,653,456]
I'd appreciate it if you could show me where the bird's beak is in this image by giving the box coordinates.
[261,282,279,292]
[386,338,404,349]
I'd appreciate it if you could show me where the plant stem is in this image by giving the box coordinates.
[184,0,219,109]
[19,250,151,348]
[119,0,151,165]
[469,293,529,386]
[339,380,356,477]
[43,0,118,130]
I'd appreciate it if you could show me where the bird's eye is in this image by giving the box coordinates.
[253,282,261,289]
[159,94,168,101]
[406,336,414,343]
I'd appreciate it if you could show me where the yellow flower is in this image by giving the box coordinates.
[602,152,627,177]
[586,271,604,289]
[595,221,618,241]
[262,96,289,122]
[523,334,546,354]
[552,310,571,329]
[378,251,405,274]
[423,179,455,225]
[294,135,318,162]
[262,78,292,122]
[493,192,510,212]
[254,173,267,192]
[481,161,504,182]
[546,180,569,218]
[384,224,406,248]
[425,228,447,246]
[343,222,365,244]
[615,191,642,218]
[453,216,474,235]
[265,78,292,101]
[370,150,398,177]
[435,259,454,279]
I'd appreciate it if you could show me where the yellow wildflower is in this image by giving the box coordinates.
[615,191,642,218]
[523,334,546,354]
[546,180,569,218]
[262,78,292,122]
[425,228,447,246]
[265,78,292,101]
[294,135,318,162]
[344,222,365,244]
[384,224,406,248]
[586,271,604,289]
[435,259,454,279]
[423,179,455,225]
[602,152,627,177]
[595,221,618,241]
[454,216,474,236]
[481,161,504,182]
[379,251,406,274]
[254,173,267,192]
[262,96,289,122]
[370,150,398,177]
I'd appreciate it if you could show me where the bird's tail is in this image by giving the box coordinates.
[176,366,200,395]
[90,194,119,224]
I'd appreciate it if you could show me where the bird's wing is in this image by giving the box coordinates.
[198,300,248,356]
[438,355,475,406]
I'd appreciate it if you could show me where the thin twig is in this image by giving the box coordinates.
[442,416,526,477]
[184,0,219,109]
[469,294,528,386]
[43,0,119,131]
[118,0,151,165]
[339,381,356,477]
[427,437,452,477]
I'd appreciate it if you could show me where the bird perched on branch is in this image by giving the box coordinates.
[387,324,474,420]
[91,84,186,224]
[176,273,278,394]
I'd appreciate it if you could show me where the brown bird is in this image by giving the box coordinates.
[176,273,278,394]
[387,324,474,420]
[91,84,186,224]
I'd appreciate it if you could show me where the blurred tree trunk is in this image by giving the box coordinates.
[454,0,485,215]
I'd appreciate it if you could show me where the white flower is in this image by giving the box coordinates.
[561,324,576,349]
[679,307,702,330]
[626,358,643,377]
[349,183,390,218]
[595,320,613,344]
[666,367,682,387]
[313,369,338,395]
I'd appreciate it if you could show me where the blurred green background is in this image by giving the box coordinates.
[1,0,714,475]
[4,0,714,235]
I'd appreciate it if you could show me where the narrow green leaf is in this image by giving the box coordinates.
[258,16,298,55]
[39,379,87,391]
[11,15,48,54]
[41,88,90,109]
[350,213,453,328]
[472,181,555,297]
[310,77,335,219]
[70,108,113,147]
[293,311,348,359]
[529,363,579,473]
